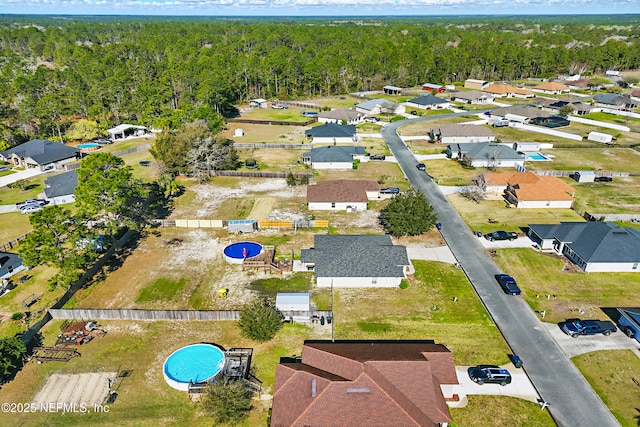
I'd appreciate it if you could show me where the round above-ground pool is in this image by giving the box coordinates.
[224,241,263,264]
[77,142,101,151]
[163,344,226,391]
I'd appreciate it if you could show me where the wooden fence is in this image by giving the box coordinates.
[48,308,333,321]
[232,143,312,149]
[227,118,316,126]
[0,231,31,252]
[274,100,321,109]
[212,170,313,179]
[259,220,329,229]
[151,219,328,229]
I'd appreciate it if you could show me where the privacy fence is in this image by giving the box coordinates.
[151,219,329,229]
[227,118,316,126]
[48,308,333,321]
[211,170,313,179]
[232,143,312,149]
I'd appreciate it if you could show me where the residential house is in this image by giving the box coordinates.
[106,124,148,140]
[527,222,640,272]
[631,89,640,102]
[451,90,494,104]
[305,123,357,144]
[317,108,365,125]
[0,139,79,170]
[270,340,459,427]
[302,146,366,170]
[405,94,451,110]
[567,79,591,90]
[300,234,410,287]
[483,84,534,99]
[464,79,490,90]
[528,115,570,128]
[485,172,576,208]
[422,83,445,92]
[592,94,639,110]
[355,99,397,115]
[383,85,402,95]
[539,99,591,116]
[44,170,78,205]
[0,251,25,280]
[531,82,570,95]
[430,124,495,144]
[491,105,553,123]
[307,180,379,212]
[446,142,525,169]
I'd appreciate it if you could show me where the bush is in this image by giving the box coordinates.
[238,298,283,342]
[201,377,254,424]
[10,313,23,322]
[399,280,409,289]
[379,190,437,237]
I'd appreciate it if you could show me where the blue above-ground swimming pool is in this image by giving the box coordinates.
[163,344,226,391]
[223,241,263,264]
[77,142,101,151]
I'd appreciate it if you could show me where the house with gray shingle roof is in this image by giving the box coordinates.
[451,90,494,104]
[300,234,410,287]
[0,139,79,170]
[431,124,495,144]
[355,98,397,115]
[302,146,366,170]
[527,222,640,273]
[592,94,638,110]
[405,94,451,110]
[446,142,525,168]
[305,123,357,144]
[0,251,24,281]
[44,170,78,205]
[307,180,379,212]
[317,108,365,125]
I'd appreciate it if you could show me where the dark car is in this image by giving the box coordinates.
[467,365,512,386]
[594,176,613,182]
[410,110,418,115]
[416,163,426,171]
[380,187,400,195]
[369,154,386,161]
[495,274,521,295]
[484,231,517,241]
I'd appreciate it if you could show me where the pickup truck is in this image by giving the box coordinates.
[560,319,617,337]
[483,231,518,241]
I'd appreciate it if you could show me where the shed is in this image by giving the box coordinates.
[513,142,541,152]
[228,220,258,233]
[587,131,613,144]
[383,85,402,95]
[233,128,244,137]
[573,171,595,183]
[276,293,310,322]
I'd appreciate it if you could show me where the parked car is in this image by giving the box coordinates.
[20,205,44,214]
[0,166,9,172]
[380,187,400,195]
[559,319,617,337]
[16,198,49,208]
[365,117,380,123]
[495,274,521,295]
[416,163,426,171]
[410,110,418,115]
[369,154,386,161]
[93,138,113,145]
[594,176,613,182]
[467,365,511,386]
[489,118,509,127]
[484,231,518,241]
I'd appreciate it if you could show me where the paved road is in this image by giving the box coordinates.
[381,118,620,427]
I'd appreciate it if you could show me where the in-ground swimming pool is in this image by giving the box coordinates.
[163,343,226,391]
[223,241,263,264]
[524,152,549,161]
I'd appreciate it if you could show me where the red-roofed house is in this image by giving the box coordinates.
[307,180,380,211]
[483,84,534,99]
[270,340,458,427]
[479,172,576,208]
[532,82,570,95]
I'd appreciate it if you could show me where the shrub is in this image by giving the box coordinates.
[238,298,283,342]
[399,280,409,289]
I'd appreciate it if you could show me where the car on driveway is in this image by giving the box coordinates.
[467,365,511,386]
[416,163,426,171]
[20,205,44,214]
[369,154,386,161]
[495,274,521,295]
[380,187,400,195]
[93,138,113,145]
[16,198,49,208]
[484,230,517,241]
[594,176,613,182]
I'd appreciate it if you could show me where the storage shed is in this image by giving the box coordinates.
[573,171,595,183]
[228,219,258,233]
[233,128,244,137]
[587,131,613,144]
[512,142,541,152]
[276,293,310,322]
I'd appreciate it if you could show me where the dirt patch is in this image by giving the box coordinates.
[249,197,275,220]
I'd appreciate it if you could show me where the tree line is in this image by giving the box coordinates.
[1,16,639,145]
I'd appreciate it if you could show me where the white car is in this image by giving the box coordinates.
[20,205,43,214]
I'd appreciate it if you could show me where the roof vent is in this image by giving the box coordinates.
[613,230,628,235]
[346,388,370,393]
[311,379,316,397]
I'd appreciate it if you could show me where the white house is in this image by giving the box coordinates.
[0,251,25,280]
[317,108,365,125]
[307,180,379,211]
[451,90,494,104]
[302,146,366,170]
[276,293,310,322]
[447,142,525,168]
[405,94,450,110]
[43,170,78,205]
[300,235,410,287]
[528,222,640,273]
[305,123,357,144]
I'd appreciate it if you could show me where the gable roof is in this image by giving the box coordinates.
[484,84,533,96]
[533,82,570,91]
[303,146,366,163]
[300,234,409,278]
[355,98,395,112]
[492,105,552,119]
[271,340,457,427]
[0,251,22,269]
[432,124,494,138]
[407,94,448,106]
[448,142,525,161]
[593,93,638,107]
[505,174,576,202]
[307,180,378,203]
[452,90,490,101]
[528,222,640,263]
[422,83,444,90]
[305,123,356,138]
[317,108,363,122]
[44,170,78,198]
[0,139,79,166]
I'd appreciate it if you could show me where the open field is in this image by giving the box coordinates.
[569,176,640,214]
[527,147,640,173]
[493,248,640,322]
[572,350,640,427]
[398,116,477,136]
[424,159,481,186]
[221,123,307,144]
[238,105,316,123]
[0,212,32,242]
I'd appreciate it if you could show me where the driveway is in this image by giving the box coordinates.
[381,116,620,427]
[542,322,640,358]
[405,245,457,264]
[477,234,538,249]
[0,167,46,188]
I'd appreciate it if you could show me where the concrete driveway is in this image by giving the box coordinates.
[477,234,538,249]
[0,167,46,188]
[405,244,457,264]
[541,322,640,358]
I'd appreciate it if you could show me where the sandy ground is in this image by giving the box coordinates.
[32,372,117,407]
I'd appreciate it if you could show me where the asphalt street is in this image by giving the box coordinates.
[381,117,620,427]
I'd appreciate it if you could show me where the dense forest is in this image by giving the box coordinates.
[1,15,639,145]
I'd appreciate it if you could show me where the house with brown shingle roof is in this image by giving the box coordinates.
[481,172,576,208]
[483,84,534,99]
[307,180,379,211]
[270,340,459,427]
[532,82,570,95]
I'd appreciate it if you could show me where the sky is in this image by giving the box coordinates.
[0,0,638,16]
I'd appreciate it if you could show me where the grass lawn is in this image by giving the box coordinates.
[527,147,640,173]
[221,123,307,144]
[334,260,512,365]
[0,319,318,427]
[447,193,585,234]
[237,105,312,123]
[572,350,640,427]
[424,159,481,186]
[570,176,640,214]
[398,116,475,136]
[0,211,32,243]
[0,174,48,205]
[450,396,555,427]
[492,248,640,322]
